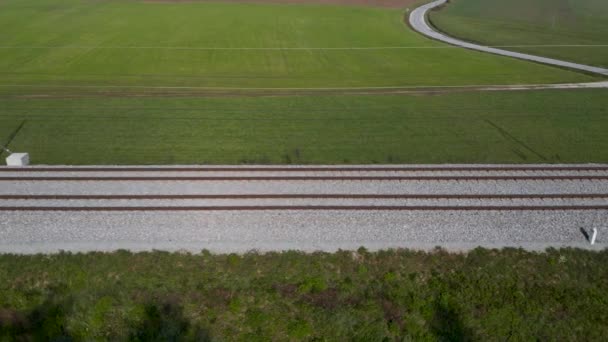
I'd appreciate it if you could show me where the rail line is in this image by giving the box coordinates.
[1,194,607,200]
[1,166,608,172]
[1,175,608,181]
[1,205,608,211]
[1,165,606,252]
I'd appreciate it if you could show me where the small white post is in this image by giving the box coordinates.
[590,228,598,245]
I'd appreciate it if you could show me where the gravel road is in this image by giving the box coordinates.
[409,0,608,77]
[0,164,606,253]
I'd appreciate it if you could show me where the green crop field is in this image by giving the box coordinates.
[1,0,606,165]
[1,89,607,164]
[0,0,598,92]
[429,0,608,68]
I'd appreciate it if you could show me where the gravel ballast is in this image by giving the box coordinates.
[0,164,606,253]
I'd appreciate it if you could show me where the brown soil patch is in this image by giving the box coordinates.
[142,0,420,9]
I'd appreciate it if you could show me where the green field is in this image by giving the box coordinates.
[1,0,607,165]
[429,0,608,68]
[1,248,607,340]
[1,89,607,164]
[0,0,598,90]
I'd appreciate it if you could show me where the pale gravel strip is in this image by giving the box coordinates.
[1,163,608,178]
[3,163,608,170]
[2,180,608,196]
[2,170,608,177]
[409,0,608,76]
[0,211,605,254]
[2,197,607,207]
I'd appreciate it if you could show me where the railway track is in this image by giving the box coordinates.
[0,164,606,252]
[1,176,608,181]
[1,165,608,211]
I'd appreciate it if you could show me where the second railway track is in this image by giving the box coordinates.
[1,164,608,211]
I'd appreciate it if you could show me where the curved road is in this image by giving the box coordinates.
[409,0,608,77]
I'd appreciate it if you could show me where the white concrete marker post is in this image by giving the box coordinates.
[6,153,29,166]
[590,228,598,245]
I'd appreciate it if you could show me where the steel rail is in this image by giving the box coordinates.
[1,176,608,181]
[1,205,608,211]
[1,194,608,200]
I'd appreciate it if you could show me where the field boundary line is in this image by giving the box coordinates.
[1,45,607,50]
[0,82,606,91]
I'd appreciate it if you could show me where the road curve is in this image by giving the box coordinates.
[409,0,608,77]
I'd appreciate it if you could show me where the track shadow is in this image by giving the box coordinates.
[129,298,211,342]
[580,227,591,242]
[0,119,27,158]
[0,296,74,341]
[430,298,476,341]
[484,119,548,162]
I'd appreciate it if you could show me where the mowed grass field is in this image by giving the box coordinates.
[429,0,608,68]
[0,0,598,91]
[1,90,607,164]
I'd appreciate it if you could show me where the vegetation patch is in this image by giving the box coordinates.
[0,248,607,340]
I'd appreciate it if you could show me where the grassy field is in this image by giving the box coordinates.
[0,0,598,91]
[429,0,608,68]
[1,89,607,164]
[0,248,607,340]
[1,0,606,165]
